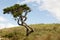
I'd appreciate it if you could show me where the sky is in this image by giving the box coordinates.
[0,0,60,29]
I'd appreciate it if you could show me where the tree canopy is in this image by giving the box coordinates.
[3,4,31,18]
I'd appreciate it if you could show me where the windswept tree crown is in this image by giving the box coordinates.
[3,4,31,18]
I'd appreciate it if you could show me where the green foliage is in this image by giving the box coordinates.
[3,4,31,18]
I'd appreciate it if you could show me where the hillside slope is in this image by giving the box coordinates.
[0,24,60,40]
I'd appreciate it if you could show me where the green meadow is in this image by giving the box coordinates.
[0,24,60,40]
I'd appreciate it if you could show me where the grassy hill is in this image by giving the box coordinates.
[0,24,60,40]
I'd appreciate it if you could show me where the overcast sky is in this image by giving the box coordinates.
[0,0,60,29]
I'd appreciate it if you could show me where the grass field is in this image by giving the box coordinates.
[0,24,60,40]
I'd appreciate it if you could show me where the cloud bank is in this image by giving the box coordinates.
[20,0,60,20]
[20,0,41,4]
[40,0,60,20]
[0,16,17,29]
[0,16,7,22]
[0,23,17,29]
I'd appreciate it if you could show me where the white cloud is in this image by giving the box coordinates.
[0,24,5,29]
[0,16,7,22]
[20,0,41,4]
[6,23,16,28]
[19,0,60,20]
[0,23,18,29]
[39,0,60,20]
[0,16,18,29]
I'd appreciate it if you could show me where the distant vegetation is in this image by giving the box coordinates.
[0,24,60,40]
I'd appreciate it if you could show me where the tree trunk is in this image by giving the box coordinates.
[17,16,34,36]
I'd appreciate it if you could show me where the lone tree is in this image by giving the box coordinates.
[3,4,34,36]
